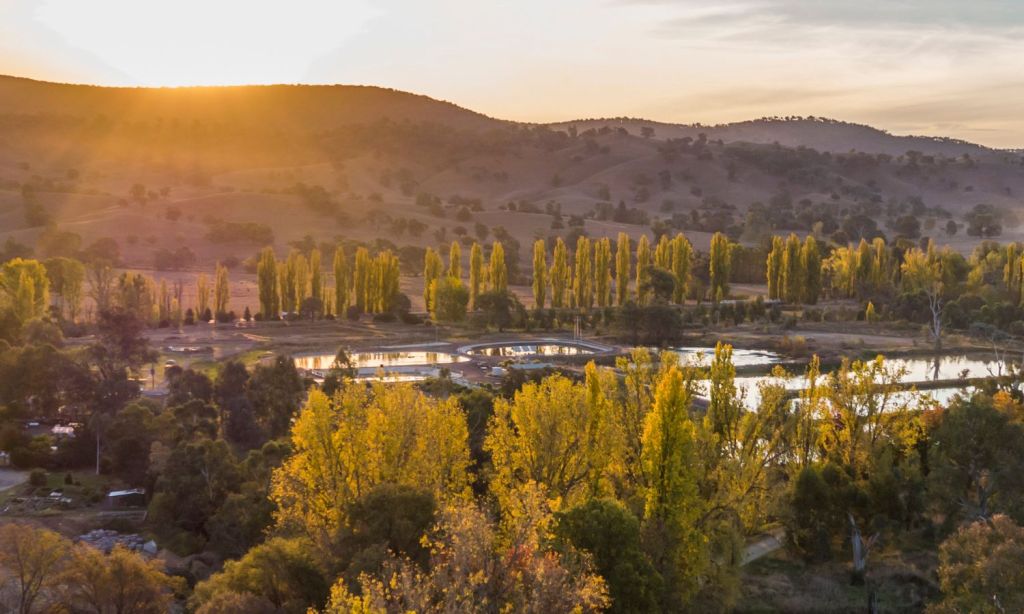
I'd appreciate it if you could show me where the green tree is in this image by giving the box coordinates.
[640,364,706,607]
[782,233,802,303]
[1,258,50,322]
[551,238,569,309]
[247,355,303,439]
[431,276,469,323]
[594,237,612,308]
[901,242,948,350]
[574,236,593,310]
[257,248,279,319]
[214,262,230,317]
[309,248,322,305]
[636,235,652,305]
[766,235,784,300]
[191,537,328,614]
[616,232,632,306]
[654,234,671,269]
[149,438,241,537]
[554,499,662,614]
[353,247,371,313]
[929,515,1024,614]
[332,247,350,316]
[800,235,822,304]
[422,247,443,314]
[448,240,462,279]
[469,242,483,310]
[44,256,84,321]
[928,393,1024,522]
[709,232,731,302]
[489,241,507,293]
[670,233,691,304]
[334,484,437,586]
[532,239,547,309]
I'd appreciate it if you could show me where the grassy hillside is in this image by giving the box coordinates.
[1,75,1023,272]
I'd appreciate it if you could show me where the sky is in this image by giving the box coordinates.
[2,0,1023,148]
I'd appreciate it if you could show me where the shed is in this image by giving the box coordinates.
[104,488,147,509]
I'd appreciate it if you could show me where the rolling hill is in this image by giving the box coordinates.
[1,75,1022,272]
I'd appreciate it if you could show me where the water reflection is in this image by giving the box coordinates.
[467,343,595,357]
[294,351,469,371]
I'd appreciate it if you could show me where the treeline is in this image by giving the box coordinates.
[422,240,509,323]
[255,246,402,321]
[522,230,765,309]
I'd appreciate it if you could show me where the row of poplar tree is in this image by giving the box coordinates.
[256,246,400,319]
[249,231,1024,323]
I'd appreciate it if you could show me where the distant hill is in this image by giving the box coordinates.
[0,74,502,132]
[552,117,998,159]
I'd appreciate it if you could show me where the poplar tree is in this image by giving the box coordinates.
[423,248,443,314]
[293,252,309,306]
[469,242,483,310]
[3,261,49,322]
[157,279,170,322]
[574,236,593,310]
[257,247,278,318]
[709,232,731,302]
[1004,244,1021,298]
[489,241,507,293]
[654,234,671,269]
[855,239,874,294]
[670,233,692,304]
[309,248,322,304]
[636,235,652,305]
[374,250,400,313]
[448,241,462,279]
[640,364,705,604]
[214,262,229,316]
[532,239,547,309]
[196,273,210,316]
[800,235,822,304]
[871,238,891,292]
[782,233,802,303]
[616,232,631,306]
[766,236,784,300]
[333,247,350,316]
[551,238,569,309]
[353,247,371,312]
[594,237,612,308]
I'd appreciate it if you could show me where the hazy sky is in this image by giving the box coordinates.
[2,0,1023,147]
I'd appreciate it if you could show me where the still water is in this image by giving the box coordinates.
[294,351,469,371]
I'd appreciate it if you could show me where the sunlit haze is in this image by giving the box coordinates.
[2,0,1023,147]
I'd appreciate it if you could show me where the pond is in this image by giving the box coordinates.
[294,351,469,371]
[465,343,597,357]
[670,346,784,367]
[686,352,1012,410]
[724,375,975,410]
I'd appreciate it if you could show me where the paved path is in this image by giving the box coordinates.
[0,468,28,492]
[741,529,785,565]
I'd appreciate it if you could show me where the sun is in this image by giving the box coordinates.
[30,0,379,86]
